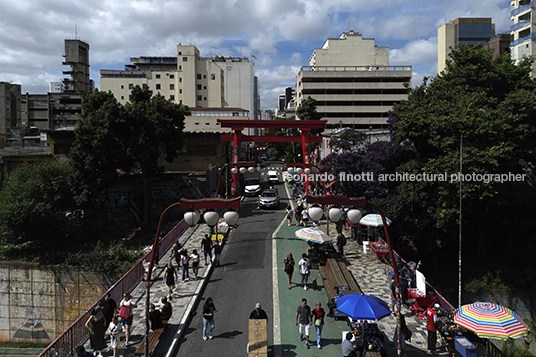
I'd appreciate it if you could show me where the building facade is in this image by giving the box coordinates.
[510,0,536,76]
[296,31,411,130]
[438,18,495,73]
[101,45,258,119]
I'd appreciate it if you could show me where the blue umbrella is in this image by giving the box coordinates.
[336,293,391,320]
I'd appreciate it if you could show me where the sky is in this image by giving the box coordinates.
[0,0,511,111]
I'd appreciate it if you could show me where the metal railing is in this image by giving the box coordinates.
[37,219,189,357]
[511,3,534,17]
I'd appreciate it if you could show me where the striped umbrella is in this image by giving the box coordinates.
[295,227,332,244]
[454,302,528,339]
[359,214,392,227]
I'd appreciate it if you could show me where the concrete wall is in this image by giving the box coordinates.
[0,261,107,344]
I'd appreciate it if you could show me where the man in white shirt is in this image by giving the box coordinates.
[298,253,310,291]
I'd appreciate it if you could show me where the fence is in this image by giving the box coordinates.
[37,219,189,357]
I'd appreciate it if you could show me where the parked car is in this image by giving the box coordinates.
[258,188,280,209]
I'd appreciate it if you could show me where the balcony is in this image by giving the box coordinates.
[510,20,531,32]
[511,2,534,17]
[510,32,536,46]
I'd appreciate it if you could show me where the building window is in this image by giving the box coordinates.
[179,89,182,94]
[195,123,199,125]
[121,96,124,100]
[179,78,182,83]
[178,52,182,55]
[170,95,175,101]
[129,84,133,89]
[197,95,202,101]
[232,112,239,116]
[170,74,174,79]
[197,74,202,80]
[204,97,207,100]
[179,65,182,70]
[156,74,161,79]
[170,84,175,90]
[121,85,124,89]
[142,84,148,89]
[197,84,202,90]
[156,84,161,90]
[211,74,216,80]
[183,57,187,61]
[203,75,206,79]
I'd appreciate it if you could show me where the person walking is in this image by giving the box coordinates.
[283,252,295,289]
[298,253,310,290]
[180,250,190,282]
[389,275,396,313]
[426,303,440,354]
[394,313,410,352]
[200,234,213,265]
[107,316,123,357]
[202,297,217,341]
[295,298,313,349]
[99,293,117,327]
[190,249,200,279]
[399,264,411,306]
[301,209,309,227]
[213,240,221,267]
[286,205,294,226]
[249,303,268,320]
[118,292,136,347]
[85,307,106,356]
[163,260,178,300]
[312,301,325,349]
[336,229,346,259]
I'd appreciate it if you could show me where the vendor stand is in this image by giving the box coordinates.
[369,242,389,259]
[408,270,436,318]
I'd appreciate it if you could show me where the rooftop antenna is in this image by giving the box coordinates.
[212,46,219,56]
[75,25,77,39]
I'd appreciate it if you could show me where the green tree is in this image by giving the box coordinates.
[70,86,189,225]
[0,161,79,246]
[389,45,536,286]
[296,96,322,136]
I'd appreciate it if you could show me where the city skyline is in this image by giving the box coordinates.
[1,0,510,111]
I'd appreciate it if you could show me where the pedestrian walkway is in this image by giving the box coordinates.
[83,224,213,357]
[272,184,441,357]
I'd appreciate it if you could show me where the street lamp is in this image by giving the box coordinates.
[215,162,258,198]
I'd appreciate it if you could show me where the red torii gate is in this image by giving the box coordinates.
[217,119,327,195]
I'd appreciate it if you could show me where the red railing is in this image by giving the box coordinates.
[37,219,189,357]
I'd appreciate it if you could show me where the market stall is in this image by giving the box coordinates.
[408,270,436,318]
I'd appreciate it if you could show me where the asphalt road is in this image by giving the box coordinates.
[175,182,289,357]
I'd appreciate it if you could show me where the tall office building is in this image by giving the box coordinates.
[438,18,495,73]
[510,0,536,76]
[295,31,411,130]
[101,45,258,119]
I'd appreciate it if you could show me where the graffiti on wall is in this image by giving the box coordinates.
[93,191,143,210]
[12,310,50,342]
[150,188,182,201]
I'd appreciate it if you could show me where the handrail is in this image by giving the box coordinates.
[37,219,189,357]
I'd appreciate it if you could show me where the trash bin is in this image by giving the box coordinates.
[363,241,371,254]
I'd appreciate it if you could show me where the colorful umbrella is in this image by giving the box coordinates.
[359,214,392,227]
[454,302,528,339]
[336,293,391,321]
[294,227,332,244]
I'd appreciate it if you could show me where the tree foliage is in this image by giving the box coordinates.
[0,161,79,245]
[296,96,323,136]
[70,86,189,207]
[388,45,536,285]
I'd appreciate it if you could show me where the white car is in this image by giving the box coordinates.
[244,177,262,196]
[268,170,279,184]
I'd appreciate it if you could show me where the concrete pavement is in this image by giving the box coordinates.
[82,180,446,357]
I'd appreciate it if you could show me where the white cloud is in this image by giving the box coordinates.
[390,37,438,67]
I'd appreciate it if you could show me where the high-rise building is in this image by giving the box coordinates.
[295,31,411,130]
[438,18,495,73]
[101,45,258,120]
[510,0,536,76]
[62,39,91,93]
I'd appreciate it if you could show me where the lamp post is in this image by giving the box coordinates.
[143,197,241,357]
[305,194,402,357]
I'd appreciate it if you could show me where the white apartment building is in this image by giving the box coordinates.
[100,45,258,119]
[296,31,411,130]
[510,0,536,76]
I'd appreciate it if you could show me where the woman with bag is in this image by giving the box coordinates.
[118,292,137,347]
[283,252,295,289]
[312,301,326,349]
[84,307,106,356]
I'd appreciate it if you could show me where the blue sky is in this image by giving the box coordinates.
[0,0,511,110]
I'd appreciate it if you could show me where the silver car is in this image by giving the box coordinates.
[258,189,280,209]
